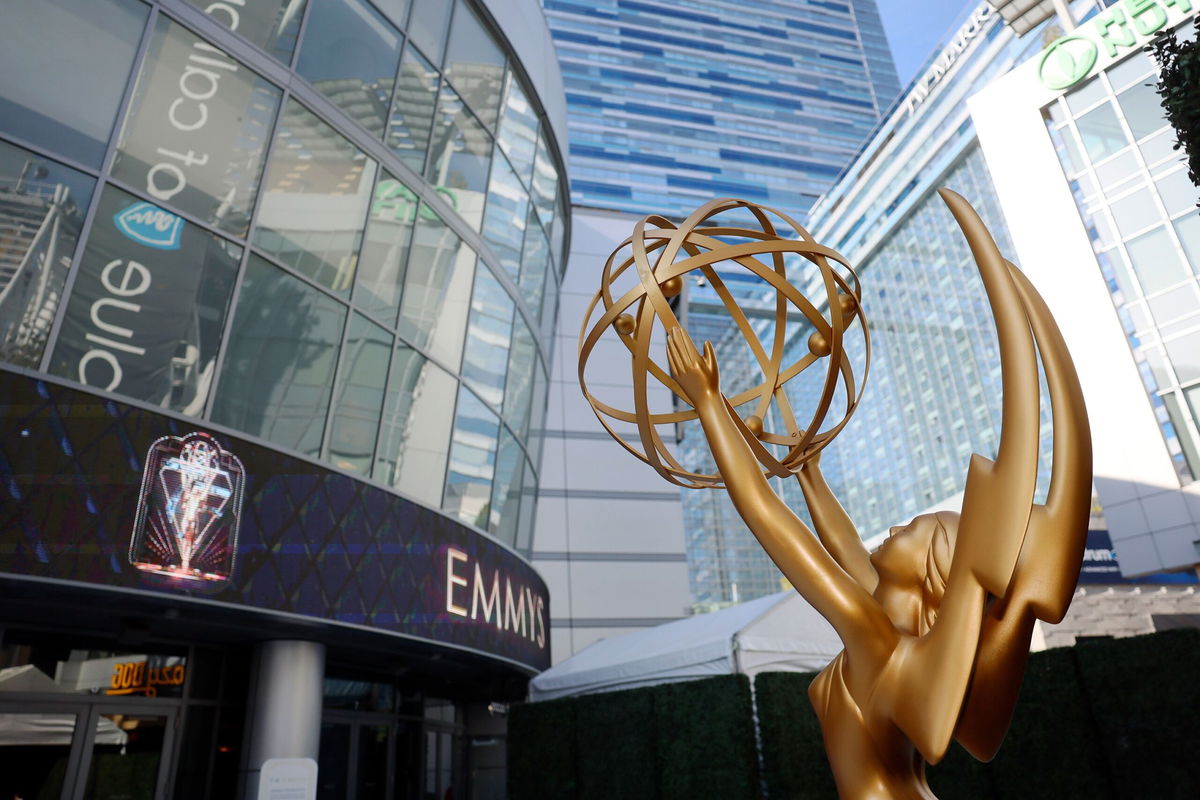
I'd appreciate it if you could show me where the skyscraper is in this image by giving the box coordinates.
[536,0,904,649]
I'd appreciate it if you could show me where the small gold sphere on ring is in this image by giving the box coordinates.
[660,276,683,298]
[808,330,831,357]
[746,415,764,438]
[839,293,857,315]
[614,314,636,335]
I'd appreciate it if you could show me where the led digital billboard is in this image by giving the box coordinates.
[0,369,549,671]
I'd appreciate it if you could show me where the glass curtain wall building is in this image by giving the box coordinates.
[0,0,567,798]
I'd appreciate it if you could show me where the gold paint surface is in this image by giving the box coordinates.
[579,191,1093,799]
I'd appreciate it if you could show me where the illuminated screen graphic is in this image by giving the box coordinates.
[0,369,549,671]
[130,432,244,585]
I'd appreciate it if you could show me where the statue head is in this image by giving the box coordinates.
[871,511,958,636]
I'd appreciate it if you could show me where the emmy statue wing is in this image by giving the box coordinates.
[955,262,1093,761]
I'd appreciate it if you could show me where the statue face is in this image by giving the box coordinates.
[871,515,937,585]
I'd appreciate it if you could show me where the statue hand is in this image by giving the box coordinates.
[667,327,720,407]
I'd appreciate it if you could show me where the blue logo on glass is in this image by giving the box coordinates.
[114,202,184,250]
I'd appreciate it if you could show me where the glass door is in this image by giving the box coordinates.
[79,707,175,800]
[0,706,83,800]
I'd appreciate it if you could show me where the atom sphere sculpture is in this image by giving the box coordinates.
[578,197,869,488]
[578,190,1093,800]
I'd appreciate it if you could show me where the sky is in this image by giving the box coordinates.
[875,0,980,87]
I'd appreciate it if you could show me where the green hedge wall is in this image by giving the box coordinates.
[510,630,1200,799]
[508,674,759,800]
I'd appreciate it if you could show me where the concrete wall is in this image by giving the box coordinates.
[533,207,692,663]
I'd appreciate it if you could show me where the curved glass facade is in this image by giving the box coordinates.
[0,0,568,555]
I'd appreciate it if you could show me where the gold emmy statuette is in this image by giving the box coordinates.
[578,190,1092,799]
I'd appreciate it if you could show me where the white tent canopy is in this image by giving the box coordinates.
[529,591,842,702]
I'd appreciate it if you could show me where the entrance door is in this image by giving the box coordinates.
[0,702,176,800]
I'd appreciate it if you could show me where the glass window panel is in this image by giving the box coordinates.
[1116,79,1168,141]
[461,269,513,408]
[481,150,529,281]
[1093,149,1139,194]
[317,723,351,800]
[497,73,539,188]
[489,429,523,542]
[425,84,491,231]
[386,48,439,173]
[254,100,378,296]
[1126,226,1189,294]
[49,186,240,414]
[1144,345,1174,387]
[84,713,168,798]
[1185,385,1200,444]
[1064,76,1107,115]
[356,171,417,324]
[372,0,410,28]
[184,0,307,62]
[1110,187,1159,238]
[407,0,453,64]
[1139,129,1181,170]
[329,314,392,475]
[515,457,537,554]
[551,208,566,269]
[443,3,505,131]
[503,316,536,440]
[1083,207,1118,251]
[212,254,346,456]
[519,205,550,318]
[0,141,95,369]
[1165,330,1200,384]
[1148,284,1200,327]
[112,17,283,237]
[1051,125,1086,175]
[296,0,401,138]
[1107,51,1155,92]
[0,0,147,166]
[1100,247,1140,300]
[540,277,559,341]
[1175,211,1200,273]
[1156,168,1198,217]
[1075,101,1130,163]
[0,712,74,798]
[1164,391,1200,482]
[1045,100,1069,128]
[444,385,499,528]
[398,205,475,365]
[374,345,456,506]
[530,132,557,231]
[526,362,547,468]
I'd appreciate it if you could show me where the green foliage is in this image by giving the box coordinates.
[1153,18,1200,201]
[510,631,1200,799]
[1075,628,1200,800]
[655,675,760,800]
[508,695,577,800]
[753,671,835,800]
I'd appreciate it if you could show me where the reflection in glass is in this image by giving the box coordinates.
[356,171,417,324]
[0,713,73,799]
[0,0,147,166]
[398,206,475,366]
[50,186,240,414]
[0,142,94,369]
[1175,212,1200,272]
[84,713,168,799]
[1075,101,1129,163]
[213,255,346,457]
[1109,187,1157,239]
[374,346,456,507]
[386,49,440,172]
[482,150,529,280]
[296,0,400,138]
[497,73,539,187]
[254,100,378,296]
[1156,169,1198,217]
[329,315,392,475]
[425,85,492,231]
[1127,226,1189,294]
[1165,330,1200,384]
[443,2,505,131]
[444,385,499,529]
[112,17,283,237]
[461,270,513,408]
[530,131,558,231]
[503,316,536,441]
[1148,284,1200,327]
[490,429,524,542]
[185,0,308,63]
[519,206,550,319]
[515,458,538,554]
[1116,79,1167,141]
[407,0,453,64]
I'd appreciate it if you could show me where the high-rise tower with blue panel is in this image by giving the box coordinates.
[543,0,900,222]
[536,0,901,627]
